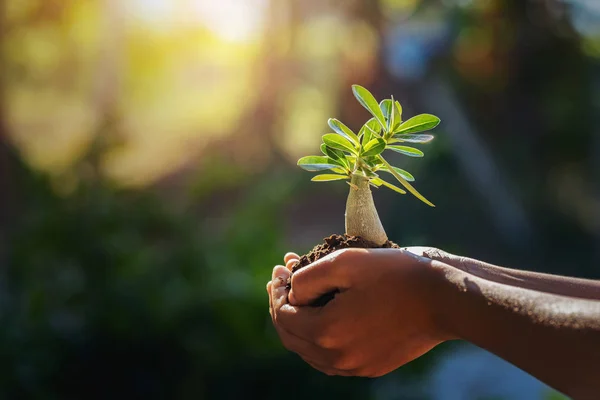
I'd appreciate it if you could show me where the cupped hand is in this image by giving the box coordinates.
[267,248,452,377]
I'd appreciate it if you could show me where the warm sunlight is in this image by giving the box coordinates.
[128,0,268,42]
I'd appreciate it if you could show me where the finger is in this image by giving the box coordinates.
[275,301,325,341]
[271,265,291,311]
[275,323,329,360]
[284,252,300,264]
[289,250,350,306]
[271,266,329,340]
[301,356,358,377]
[286,258,299,271]
[267,281,273,317]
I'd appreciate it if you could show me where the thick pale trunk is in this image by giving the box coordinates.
[345,174,388,245]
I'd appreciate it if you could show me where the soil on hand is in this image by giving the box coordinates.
[288,234,399,306]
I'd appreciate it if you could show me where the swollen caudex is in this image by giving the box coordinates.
[345,174,388,246]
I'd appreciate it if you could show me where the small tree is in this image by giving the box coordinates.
[298,85,440,245]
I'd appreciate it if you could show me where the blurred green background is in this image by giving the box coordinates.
[0,0,598,399]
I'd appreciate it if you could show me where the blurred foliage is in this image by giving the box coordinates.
[0,152,380,399]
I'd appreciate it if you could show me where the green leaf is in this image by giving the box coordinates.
[311,174,349,182]
[379,99,393,129]
[364,156,382,168]
[297,156,340,171]
[321,144,350,168]
[316,146,348,169]
[378,155,434,207]
[330,167,348,174]
[380,98,403,134]
[320,143,327,155]
[362,138,386,157]
[380,166,415,182]
[371,178,406,194]
[359,124,372,146]
[386,145,424,157]
[366,117,382,136]
[323,134,358,154]
[389,134,434,144]
[347,155,357,168]
[352,85,386,130]
[393,101,403,130]
[394,114,440,135]
[389,96,396,132]
[328,118,360,145]
[361,167,379,178]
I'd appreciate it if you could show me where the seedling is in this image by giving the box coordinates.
[297,85,440,246]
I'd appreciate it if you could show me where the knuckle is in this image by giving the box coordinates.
[290,271,303,288]
[457,256,470,267]
[314,333,336,349]
[313,324,340,349]
[422,247,444,259]
[278,333,299,353]
[333,247,355,263]
[330,353,357,371]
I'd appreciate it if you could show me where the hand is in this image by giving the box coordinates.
[267,248,450,377]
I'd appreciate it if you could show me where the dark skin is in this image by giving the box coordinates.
[267,247,600,399]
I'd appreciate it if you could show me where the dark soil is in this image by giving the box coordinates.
[288,234,399,306]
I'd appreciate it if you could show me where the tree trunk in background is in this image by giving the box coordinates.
[592,64,600,266]
[0,0,15,265]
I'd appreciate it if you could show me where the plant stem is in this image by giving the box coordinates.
[345,174,388,245]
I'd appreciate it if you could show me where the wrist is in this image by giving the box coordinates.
[420,257,471,341]
[395,249,465,342]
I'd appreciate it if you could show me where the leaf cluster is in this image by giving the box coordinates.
[298,85,440,207]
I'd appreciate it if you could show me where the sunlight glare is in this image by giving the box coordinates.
[129,0,268,42]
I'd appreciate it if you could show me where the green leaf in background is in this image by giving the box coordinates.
[311,174,349,182]
[328,118,360,145]
[352,85,386,130]
[297,156,340,171]
[389,134,434,144]
[362,138,386,157]
[379,165,415,182]
[394,114,440,135]
[386,145,424,157]
[323,133,358,154]
[371,178,407,194]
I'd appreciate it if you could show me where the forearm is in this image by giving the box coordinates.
[431,261,600,399]
[421,248,600,300]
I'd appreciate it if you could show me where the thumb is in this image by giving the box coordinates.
[289,251,350,306]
